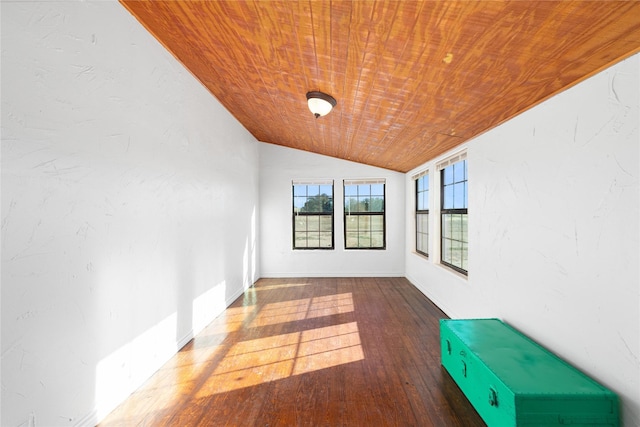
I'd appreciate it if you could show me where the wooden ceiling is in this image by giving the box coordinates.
[120,1,640,173]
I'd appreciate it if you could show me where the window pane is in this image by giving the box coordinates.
[307,216,320,231]
[322,197,333,213]
[319,232,332,248]
[370,215,384,231]
[358,196,370,212]
[358,215,370,231]
[441,214,468,271]
[462,214,468,243]
[307,185,320,196]
[307,234,320,248]
[417,212,429,255]
[346,232,358,248]
[293,185,307,197]
[416,174,429,212]
[454,160,466,183]
[451,214,462,242]
[451,239,463,267]
[345,197,358,213]
[294,197,306,211]
[320,216,332,232]
[295,232,307,248]
[301,197,314,213]
[344,185,357,197]
[358,184,370,197]
[315,195,328,212]
[453,182,465,209]
[443,185,454,209]
[370,183,384,196]
[319,185,332,196]
[345,216,358,231]
[294,216,307,232]
[420,234,429,254]
[358,233,371,248]
[442,238,451,263]
[370,196,384,212]
[443,166,454,185]
[371,232,384,247]
[442,214,451,238]
[423,213,430,230]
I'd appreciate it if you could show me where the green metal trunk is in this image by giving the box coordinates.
[440,319,619,427]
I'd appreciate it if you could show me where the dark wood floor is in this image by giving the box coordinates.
[99,277,485,426]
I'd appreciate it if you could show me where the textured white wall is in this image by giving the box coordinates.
[260,143,405,277]
[1,2,259,426]
[406,54,639,425]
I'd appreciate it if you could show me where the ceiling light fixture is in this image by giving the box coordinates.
[306,91,337,118]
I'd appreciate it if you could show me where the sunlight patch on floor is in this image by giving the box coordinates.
[253,282,312,291]
[250,293,354,327]
[197,304,257,336]
[196,321,363,397]
[99,289,363,424]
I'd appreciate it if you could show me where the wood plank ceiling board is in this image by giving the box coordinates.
[119,0,640,173]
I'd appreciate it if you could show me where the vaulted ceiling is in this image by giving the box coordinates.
[120,1,640,173]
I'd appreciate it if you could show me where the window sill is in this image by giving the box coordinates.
[437,262,468,281]
[413,251,429,260]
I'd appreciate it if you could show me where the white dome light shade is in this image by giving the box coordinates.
[306,91,337,118]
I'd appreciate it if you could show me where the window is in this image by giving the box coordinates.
[440,157,467,275]
[292,181,334,249]
[415,172,429,257]
[344,179,385,249]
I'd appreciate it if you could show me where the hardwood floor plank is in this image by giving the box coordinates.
[99,277,485,426]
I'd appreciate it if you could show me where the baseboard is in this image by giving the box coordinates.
[225,284,246,306]
[259,272,405,278]
[404,273,459,319]
[177,329,194,350]
[176,284,246,351]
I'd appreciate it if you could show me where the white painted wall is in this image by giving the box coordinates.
[1,2,259,426]
[3,0,637,425]
[406,54,639,425]
[260,143,405,277]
